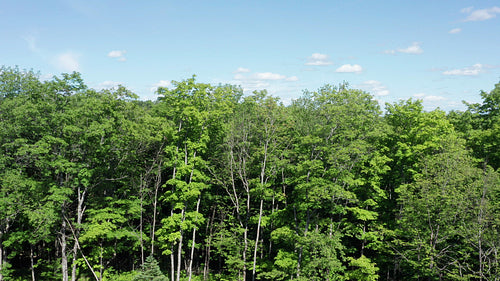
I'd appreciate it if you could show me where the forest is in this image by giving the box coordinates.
[0,65,499,281]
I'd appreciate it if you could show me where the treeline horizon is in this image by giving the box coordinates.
[1,65,499,281]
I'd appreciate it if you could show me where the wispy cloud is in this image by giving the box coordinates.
[254,72,287,80]
[356,80,389,96]
[233,70,299,93]
[234,72,298,82]
[448,28,462,34]
[150,80,172,92]
[462,6,500,22]
[442,63,486,76]
[414,93,446,102]
[97,81,122,90]
[23,34,41,53]
[53,52,81,72]
[336,64,363,73]
[234,67,250,73]
[305,53,333,66]
[108,50,127,61]
[384,42,423,55]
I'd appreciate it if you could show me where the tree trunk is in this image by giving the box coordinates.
[0,228,5,281]
[176,208,185,281]
[170,219,175,281]
[203,207,216,280]
[151,161,163,256]
[139,175,145,266]
[188,197,202,281]
[61,215,69,281]
[252,199,264,281]
[71,186,86,281]
[30,244,35,281]
[99,243,103,281]
[296,170,311,279]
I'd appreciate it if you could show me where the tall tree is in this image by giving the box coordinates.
[155,77,240,281]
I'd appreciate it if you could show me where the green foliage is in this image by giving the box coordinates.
[1,66,499,281]
[461,82,500,169]
[345,255,379,281]
[134,256,168,281]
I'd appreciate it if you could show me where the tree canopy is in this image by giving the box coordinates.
[0,65,499,280]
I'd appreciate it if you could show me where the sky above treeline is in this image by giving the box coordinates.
[1,0,499,110]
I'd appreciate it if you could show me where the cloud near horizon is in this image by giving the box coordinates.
[357,80,389,96]
[150,80,172,92]
[97,80,122,90]
[53,52,81,72]
[414,93,446,102]
[442,63,486,76]
[233,69,299,93]
[234,67,250,73]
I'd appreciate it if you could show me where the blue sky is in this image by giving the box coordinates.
[1,0,499,110]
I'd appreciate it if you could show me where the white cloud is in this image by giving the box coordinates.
[40,73,54,81]
[448,28,462,34]
[108,50,127,61]
[461,7,474,14]
[385,42,423,55]
[235,72,298,82]
[233,73,245,80]
[233,71,298,94]
[53,52,81,72]
[336,64,363,73]
[357,80,389,96]
[108,50,126,58]
[398,42,423,54]
[462,6,500,22]
[97,81,122,90]
[150,80,172,92]
[234,67,250,73]
[254,72,286,80]
[305,53,333,66]
[424,95,446,102]
[442,63,485,76]
[414,93,446,102]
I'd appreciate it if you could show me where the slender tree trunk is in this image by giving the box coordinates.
[0,229,5,281]
[252,199,264,281]
[477,173,488,281]
[65,216,99,281]
[203,207,216,280]
[99,243,103,281]
[176,208,185,281]
[296,171,311,279]
[243,189,251,281]
[151,161,162,256]
[243,225,248,281]
[188,196,202,281]
[252,137,270,281]
[229,146,248,281]
[170,209,175,281]
[171,248,175,281]
[139,175,145,266]
[72,186,86,281]
[61,215,69,281]
[30,244,35,281]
